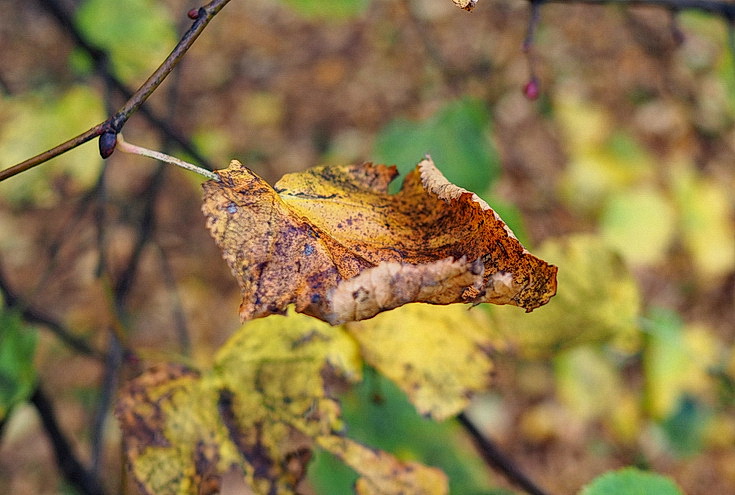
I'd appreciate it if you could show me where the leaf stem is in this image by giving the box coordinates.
[116,134,219,181]
[0,262,103,359]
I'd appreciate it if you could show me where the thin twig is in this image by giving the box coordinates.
[108,2,226,133]
[16,305,102,359]
[156,14,193,357]
[156,243,192,356]
[38,0,215,167]
[90,332,123,477]
[457,412,551,495]
[523,0,544,53]
[0,263,102,359]
[113,162,165,303]
[30,387,107,495]
[0,72,12,95]
[522,0,544,99]
[88,165,166,474]
[545,0,735,18]
[0,126,108,182]
[0,0,231,183]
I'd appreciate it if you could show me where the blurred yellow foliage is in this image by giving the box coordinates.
[555,91,735,279]
[671,161,735,280]
[644,316,721,419]
[599,187,677,266]
[487,234,641,357]
[608,391,643,446]
[702,414,735,450]
[555,347,623,422]
[555,91,655,215]
[0,85,104,205]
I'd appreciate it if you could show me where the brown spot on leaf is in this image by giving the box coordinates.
[195,443,222,495]
[115,364,199,456]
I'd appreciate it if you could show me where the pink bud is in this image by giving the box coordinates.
[523,78,540,100]
[187,8,200,20]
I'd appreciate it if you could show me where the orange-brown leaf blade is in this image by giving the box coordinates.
[202,161,345,321]
[202,157,556,324]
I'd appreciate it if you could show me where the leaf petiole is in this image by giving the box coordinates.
[116,134,219,181]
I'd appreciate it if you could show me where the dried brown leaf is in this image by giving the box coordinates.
[451,0,478,11]
[201,157,556,324]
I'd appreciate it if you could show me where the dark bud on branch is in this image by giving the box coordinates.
[99,131,117,158]
[187,8,201,20]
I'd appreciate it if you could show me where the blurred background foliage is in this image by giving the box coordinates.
[0,0,734,494]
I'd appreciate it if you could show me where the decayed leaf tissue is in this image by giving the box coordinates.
[451,0,478,11]
[201,157,557,325]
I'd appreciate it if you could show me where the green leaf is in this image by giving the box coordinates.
[579,467,684,495]
[0,310,37,420]
[308,448,360,495]
[75,0,176,81]
[660,395,708,456]
[280,0,370,19]
[643,308,687,420]
[374,98,499,193]
[309,370,497,495]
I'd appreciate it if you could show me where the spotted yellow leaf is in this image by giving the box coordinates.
[116,310,448,495]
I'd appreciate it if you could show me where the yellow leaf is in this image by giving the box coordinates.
[608,391,642,445]
[555,94,612,154]
[347,303,497,420]
[671,162,735,280]
[116,310,449,495]
[115,365,240,495]
[317,435,448,495]
[487,234,641,357]
[599,187,676,266]
[702,413,735,449]
[555,347,622,422]
[201,157,556,324]
[644,309,721,419]
[555,92,654,215]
